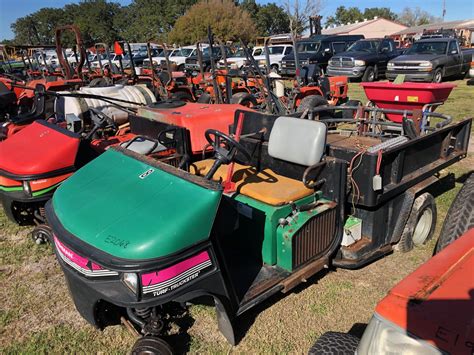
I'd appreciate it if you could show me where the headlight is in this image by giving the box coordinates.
[258,59,266,65]
[308,60,318,64]
[354,60,365,66]
[23,181,32,196]
[419,61,432,67]
[387,62,394,67]
[122,272,138,294]
[300,60,309,65]
[357,314,442,355]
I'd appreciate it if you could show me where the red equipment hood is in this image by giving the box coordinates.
[0,120,80,177]
[137,102,254,153]
[375,229,474,354]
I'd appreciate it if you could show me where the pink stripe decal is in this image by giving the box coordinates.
[141,251,210,286]
[54,236,104,271]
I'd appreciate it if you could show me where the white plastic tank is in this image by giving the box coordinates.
[55,84,155,125]
[269,71,285,98]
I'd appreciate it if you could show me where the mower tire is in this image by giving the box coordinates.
[230,92,258,107]
[396,192,437,252]
[342,99,362,119]
[131,336,173,355]
[170,91,193,102]
[296,95,328,113]
[309,331,359,355]
[31,224,53,245]
[435,172,474,254]
[361,66,376,82]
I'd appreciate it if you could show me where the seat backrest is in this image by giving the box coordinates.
[268,116,326,166]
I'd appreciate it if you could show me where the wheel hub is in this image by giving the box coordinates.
[412,208,433,245]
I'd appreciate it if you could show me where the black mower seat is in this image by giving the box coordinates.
[190,159,312,206]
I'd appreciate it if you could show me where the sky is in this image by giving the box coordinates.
[0,0,473,40]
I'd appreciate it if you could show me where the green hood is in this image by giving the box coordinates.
[52,149,222,260]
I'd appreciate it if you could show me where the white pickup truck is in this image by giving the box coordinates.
[143,45,205,71]
[254,45,293,72]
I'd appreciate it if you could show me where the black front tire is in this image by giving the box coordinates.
[309,331,359,355]
[396,192,437,252]
[230,92,258,107]
[296,95,328,113]
[432,68,443,83]
[170,90,193,102]
[342,99,362,119]
[131,336,173,355]
[435,172,474,254]
[31,224,53,245]
[361,66,376,82]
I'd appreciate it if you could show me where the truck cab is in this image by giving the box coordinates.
[280,35,364,76]
[327,38,400,81]
[387,38,474,82]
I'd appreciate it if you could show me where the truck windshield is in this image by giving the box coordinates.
[347,40,379,53]
[296,42,320,53]
[406,42,447,55]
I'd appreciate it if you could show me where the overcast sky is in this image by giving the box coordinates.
[0,0,472,40]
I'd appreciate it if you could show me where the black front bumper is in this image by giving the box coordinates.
[46,201,233,328]
[0,188,52,223]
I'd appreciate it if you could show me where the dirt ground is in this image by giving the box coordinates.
[0,80,473,353]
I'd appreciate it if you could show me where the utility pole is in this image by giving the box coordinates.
[442,0,446,21]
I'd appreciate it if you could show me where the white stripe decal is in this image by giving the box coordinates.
[57,247,118,277]
[142,260,212,293]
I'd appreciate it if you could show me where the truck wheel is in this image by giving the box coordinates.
[435,173,474,254]
[361,66,376,82]
[396,193,437,252]
[131,336,173,355]
[270,64,279,72]
[170,91,193,102]
[177,64,185,72]
[296,95,328,113]
[432,68,443,83]
[309,332,359,355]
[230,92,258,107]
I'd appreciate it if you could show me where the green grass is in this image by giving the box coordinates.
[0,79,473,353]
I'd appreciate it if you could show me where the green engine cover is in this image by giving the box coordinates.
[52,149,222,260]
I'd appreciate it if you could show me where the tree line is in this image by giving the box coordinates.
[1,0,442,47]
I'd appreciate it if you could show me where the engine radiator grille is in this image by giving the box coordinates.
[292,207,337,269]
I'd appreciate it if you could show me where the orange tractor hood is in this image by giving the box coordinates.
[136,102,253,154]
[375,229,474,354]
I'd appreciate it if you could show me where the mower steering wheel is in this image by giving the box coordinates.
[204,129,250,180]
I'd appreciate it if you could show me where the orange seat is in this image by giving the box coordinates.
[190,159,313,206]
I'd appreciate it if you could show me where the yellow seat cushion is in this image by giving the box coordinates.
[190,159,313,206]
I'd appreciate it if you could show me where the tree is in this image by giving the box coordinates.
[283,0,324,37]
[398,7,441,27]
[325,6,397,27]
[118,0,197,42]
[168,0,257,45]
[255,3,290,36]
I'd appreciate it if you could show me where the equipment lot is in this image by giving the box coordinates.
[1,80,472,354]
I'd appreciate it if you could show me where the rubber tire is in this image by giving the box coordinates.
[396,192,437,252]
[31,224,53,245]
[170,90,193,102]
[296,95,328,113]
[230,92,258,107]
[270,64,279,72]
[177,64,185,72]
[342,99,362,119]
[131,336,173,355]
[309,332,359,355]
[361,66,376,82]
[432,68,443,83]
[435,173,474,254]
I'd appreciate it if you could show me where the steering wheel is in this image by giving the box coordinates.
[203,129,251,180]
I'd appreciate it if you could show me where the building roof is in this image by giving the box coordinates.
[393,19,474,35]
[322,18,406,35]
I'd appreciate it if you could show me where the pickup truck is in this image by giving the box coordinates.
[280,34,363,76]
[386,38,474,82]
[185,45,232,72]
[327,38,401,82]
